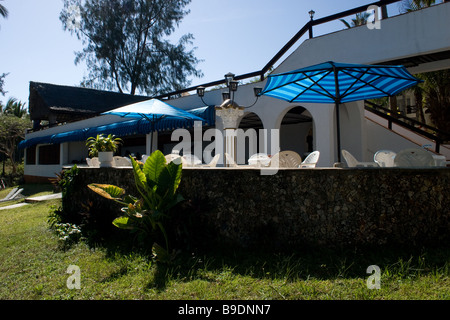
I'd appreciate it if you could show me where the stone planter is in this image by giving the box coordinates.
[98,151,114,168]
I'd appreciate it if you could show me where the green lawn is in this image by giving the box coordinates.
[0,194,449,300]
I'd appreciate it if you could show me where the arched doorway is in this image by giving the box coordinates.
[280,106,314,159]
[237,112,264,164]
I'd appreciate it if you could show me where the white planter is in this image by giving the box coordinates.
[98,151,114,168]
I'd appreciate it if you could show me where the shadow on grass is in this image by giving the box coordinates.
[63,200,450,293]
[89,228,450,293]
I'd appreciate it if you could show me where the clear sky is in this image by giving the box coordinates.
[0,0,401,107]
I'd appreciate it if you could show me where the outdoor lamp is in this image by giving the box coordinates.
[223,73,238,102]
[197,86,209,106]
[229,80,239,92]
[241,87,263,109]
[224,72,235,87]
[309,10,315,20]
[196,86,205,97]
[196,73,261,108]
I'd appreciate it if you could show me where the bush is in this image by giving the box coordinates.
[88,150,184,261]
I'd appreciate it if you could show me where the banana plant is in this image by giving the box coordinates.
[88,150,184,258]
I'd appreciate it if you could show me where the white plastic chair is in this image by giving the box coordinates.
[270,151,303,168]
[342,150,379,168]
[114,156,132,167]
[248,153,271,167]
[374,150,396,167]
[299,151,320,168]
[86,157,100,167]
[182,154,202,167]
[197,154,221,168]
[394,148,435,167]
[165,153,183,165]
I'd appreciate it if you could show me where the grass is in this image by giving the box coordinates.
[0,192,449,300]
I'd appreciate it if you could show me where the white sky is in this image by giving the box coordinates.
[0,0,401,107]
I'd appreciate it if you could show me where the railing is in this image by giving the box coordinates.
[364,100,450,153]
[155,0,403,100]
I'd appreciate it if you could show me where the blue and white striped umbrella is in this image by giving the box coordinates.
[261,61,421,103]
[102,98,205,153]
[102,98,204,122]
[260,61,422,162]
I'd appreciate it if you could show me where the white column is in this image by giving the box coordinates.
[60,143,69,165]
[215,106,244,166]
[146,132,158,155]
[307,104,336,166]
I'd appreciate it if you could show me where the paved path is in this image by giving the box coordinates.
[24,193,62,203]
[0,193,62,211]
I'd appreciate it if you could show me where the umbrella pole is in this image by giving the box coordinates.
[150,115,155,154]
[335,102,342,163]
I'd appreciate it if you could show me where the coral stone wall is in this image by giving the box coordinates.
[69,167,450,250]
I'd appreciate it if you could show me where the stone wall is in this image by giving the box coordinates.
[67,166,450,250]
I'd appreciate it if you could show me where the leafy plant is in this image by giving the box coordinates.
[88,150,184,260]
[58,164,80,198]
[86,134,122,157]
[48,205,82,248]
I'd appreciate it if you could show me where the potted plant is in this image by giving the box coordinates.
[86,134,123,167]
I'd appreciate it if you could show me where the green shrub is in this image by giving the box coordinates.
[88,150,184,261]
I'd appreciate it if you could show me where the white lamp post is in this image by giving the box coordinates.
[215,99,244,166]
[197,72,262,166]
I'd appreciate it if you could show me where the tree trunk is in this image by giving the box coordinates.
[389,96,398,118]
[414,88,426,124]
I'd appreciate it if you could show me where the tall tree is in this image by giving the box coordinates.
[0,0,8,19]
[0,115,29,174]
[60,0,202,96]
[1,0,8,96]
[0,73,7,97]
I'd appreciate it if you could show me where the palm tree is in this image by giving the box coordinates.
[399,0,450,131]
[340,12,371,28]
[3,98,28,118]
[400,0,436,12]
[418,70,450,136]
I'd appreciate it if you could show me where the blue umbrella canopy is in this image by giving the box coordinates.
[261,61,422,103]
[102,98,204,122]
[260,61,422,162]
[102,98,205,153]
